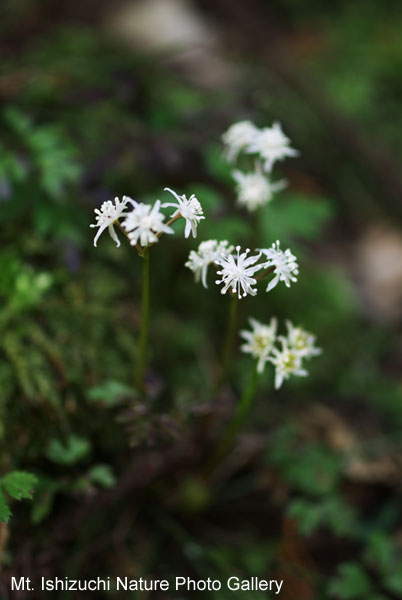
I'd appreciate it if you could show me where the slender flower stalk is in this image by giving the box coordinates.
[209,367,261,468]
[218,294,239,389]
[225,366,260,445]
[135,248,150,390]
[92,190,203,393]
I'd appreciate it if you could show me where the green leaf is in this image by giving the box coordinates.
[288,496,356,537]
[2,471,37,500]
[365,531,394,572]
[385,567,402,595]
[0,488,11,523]
[31,483,60,525]
[88,465,116,488]
[46,435,90,465]
[88,380,135,406]
[329,563,373,599]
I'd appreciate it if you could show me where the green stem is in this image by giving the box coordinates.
[135,248,150,390]
[205,367,260,474]
[221,367,260,454]
[218,295,239,389]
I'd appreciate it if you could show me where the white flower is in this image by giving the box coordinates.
[215,245,262,299]
[240,317,277,373]
[285,320,322,359]
[90,196,130,247]
[122,199,173,247]
[185,239,234,288]
[222,120,259,162]
[247,121,298,172]
[260,241,299,292]
[163,187,204,238]
[269,337,308,389]
[233,163,286,211]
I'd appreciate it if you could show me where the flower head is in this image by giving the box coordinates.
[122,199,173,247]
[233,163,286,211]
[222,120,259,162]
[240,317,277,373]
[285,320,322,359]
[163,187,204,238]
[185,239,233,288]
[269,337,308,389]
[90,196,130,247]
[260,241,299,292]
[247,121,298,172]
[215,245,262,299]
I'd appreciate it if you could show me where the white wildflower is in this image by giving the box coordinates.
[260,241,299,292]
[240,317,277,373]
[90,196,130,247]
[285,320,322,359]
[215,245,262,299]
[247,121,298,172]
[222,120,259,162]
[163,187,204,238]
[233,163,286,211]
[122,199,173,247]
[269,337,308,389]
[185,239,233,288]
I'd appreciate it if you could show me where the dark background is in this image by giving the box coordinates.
[1,1,402,598]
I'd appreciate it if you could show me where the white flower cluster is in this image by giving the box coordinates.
[186,240,299,297]
[185,240,233,288]
[90,188,204,248]
[222,120,297,212]
[240,318,321,388]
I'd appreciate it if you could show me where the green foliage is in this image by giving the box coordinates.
[262,194,333,244]
[268,425,356,539]
[1,107,80,200]
[30,478,61,525]
[88,380,135,406]
[0,6,401,593]
[2,471,37,500]
[46,435,91,466]
[270,435,343,497]
[288,496,356,537]
[329,563,375,599]
[0,252,52,312]
[87,464,116,488]
[4,107,80,197]
[0,471,37,522]
[0,489,12,523]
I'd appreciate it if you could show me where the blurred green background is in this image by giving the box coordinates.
[1,0,402,598]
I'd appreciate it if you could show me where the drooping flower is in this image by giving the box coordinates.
[260,241,299,292]
[185,239,234,288]
[240,317,277,373]
[122,199,173,247]
[285,320,322,359]
[163,187,204,238]
[269,337,308,389]
[232,163,286,211]
[247,121,298,172]
[215,246,262,299]
[222,120,259,162]
[90,196,130,247]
